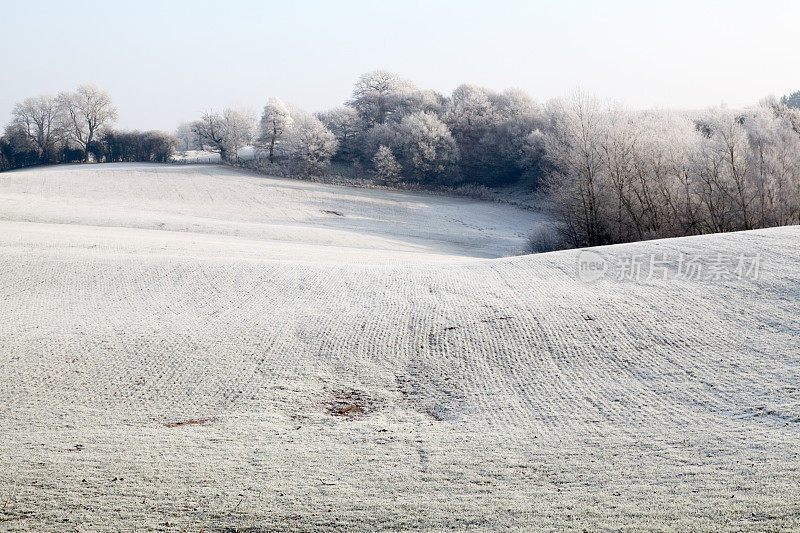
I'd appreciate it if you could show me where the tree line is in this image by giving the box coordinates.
[543,94,800,248]
[0,84,173,171]
[4,74,800,250]
[177,70,545,187]
[178,71,800,248]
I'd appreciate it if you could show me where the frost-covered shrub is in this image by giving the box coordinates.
[372,145,401,184]
[526,224,572,253]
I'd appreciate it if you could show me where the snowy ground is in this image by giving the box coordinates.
[0,163,798,531]
[172,148,255,164]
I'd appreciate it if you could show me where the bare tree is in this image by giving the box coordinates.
[11,95,62,162]
[57,84,117,162]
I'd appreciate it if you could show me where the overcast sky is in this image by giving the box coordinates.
[1,0,798,131]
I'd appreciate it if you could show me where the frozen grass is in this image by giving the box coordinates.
[0,164,798,531]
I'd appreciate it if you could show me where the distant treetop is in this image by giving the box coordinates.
[781,91,800,108]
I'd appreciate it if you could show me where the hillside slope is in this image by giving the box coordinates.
[0,164,798,531]
[0,163,543,259]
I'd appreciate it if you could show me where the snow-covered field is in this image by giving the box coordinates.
[0,163,798,531]
[172,148,255,164]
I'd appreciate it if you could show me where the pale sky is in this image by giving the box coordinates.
[1,0,798,131]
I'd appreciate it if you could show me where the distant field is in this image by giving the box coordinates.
[0,164,798,531]
[0,163,542,259]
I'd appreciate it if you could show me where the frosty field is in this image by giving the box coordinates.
[0,163,798,531]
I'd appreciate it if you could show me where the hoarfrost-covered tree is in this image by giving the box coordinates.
[780,90,800,109]
[493,88,540,120]
[445,85,544,185]
[222,106,256,162]
[396,112,459,183]
[446,84,498,140]
[316,106,360,162]
[700,108,754,230]
[628,111,700,238]
[349,70,415,127]
[477,110,545,186]
[741,102,800,226]
[444,84,498,179]
[595,106,640,242]
[192,112,226,159]
[11,95,62,162]
[283,113,337,172]
[192,106,255,162]
[359,123,397,165]
[372,145,401,183]
[390,89,447,121]
[4,71,798,245]
[258,97,292,163]
[174,121,201,152]
[545,97,707,246]
[57,84,117,162]
[543,94,609,246]
[542,91,800,248]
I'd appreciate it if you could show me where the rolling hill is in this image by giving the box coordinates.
[0,163,798,531]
